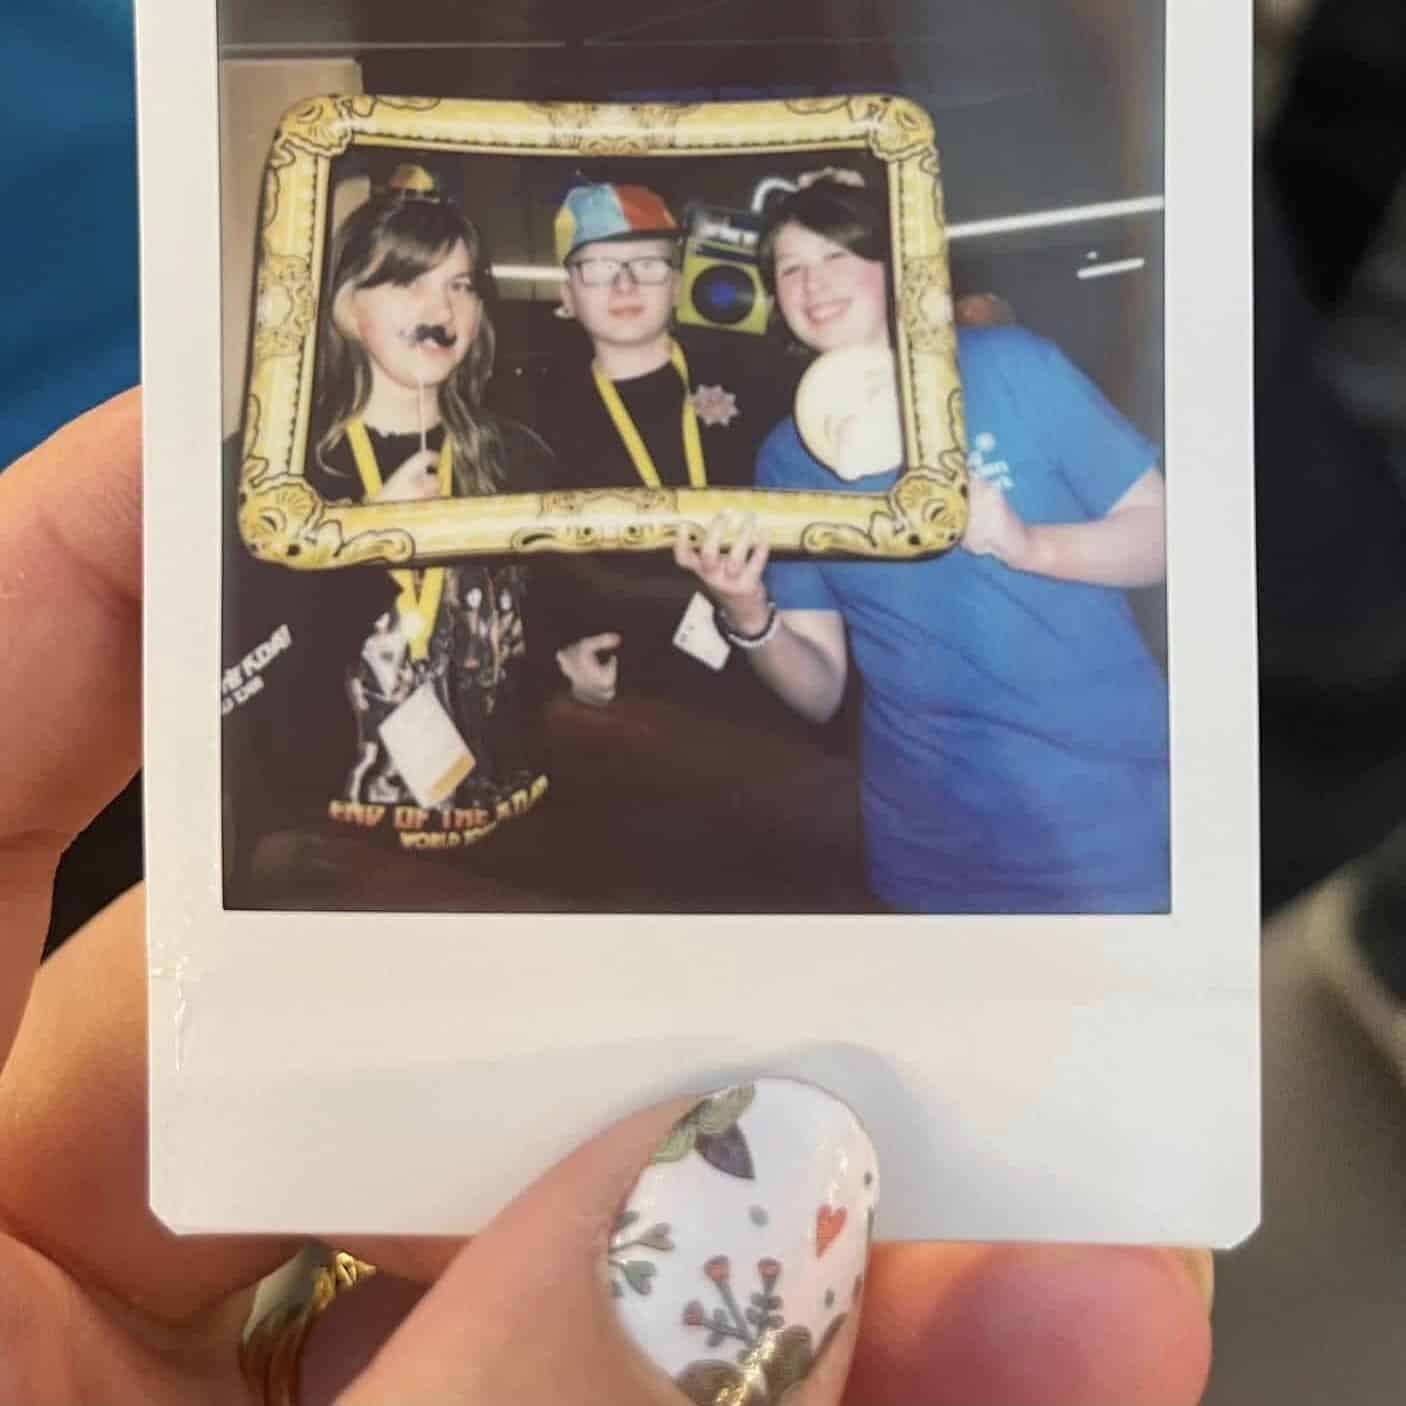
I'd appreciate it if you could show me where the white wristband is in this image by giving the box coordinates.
[715,600,780,650]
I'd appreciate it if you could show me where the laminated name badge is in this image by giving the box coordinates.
[377,682,476,810]
[672,591,731,671]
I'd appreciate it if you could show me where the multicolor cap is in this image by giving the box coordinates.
[554,183,679,264]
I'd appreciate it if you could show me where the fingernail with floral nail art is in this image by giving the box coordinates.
[609,1078,878,1405]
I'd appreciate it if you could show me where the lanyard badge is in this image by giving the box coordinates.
[591,339,708,489]
[346,418,454,661]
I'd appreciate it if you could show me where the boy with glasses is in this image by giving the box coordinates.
[542,182,789,707]
[523,181,864,908]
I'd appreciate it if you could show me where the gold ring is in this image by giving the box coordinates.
[240,1249,379,1406]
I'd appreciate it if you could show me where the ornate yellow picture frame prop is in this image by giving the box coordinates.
[239,95,968,569]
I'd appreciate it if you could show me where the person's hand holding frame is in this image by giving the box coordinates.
[238,95,969,571]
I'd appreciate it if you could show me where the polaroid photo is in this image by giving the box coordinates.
[139,0,1259,1245]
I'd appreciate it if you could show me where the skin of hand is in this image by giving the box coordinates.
[373,447,441,503]
[963,474,1034,568]
[674,512,848,723]
[555,631,622,706]
[0,391,1213,1404]
[672,510,772,635]
[964,469,1168,587]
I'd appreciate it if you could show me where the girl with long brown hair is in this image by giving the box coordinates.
[227,179,560,893]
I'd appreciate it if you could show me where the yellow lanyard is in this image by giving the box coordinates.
[346,418,453,662]
[591,339,707,489]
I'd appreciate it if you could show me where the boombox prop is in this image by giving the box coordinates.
[677,203,770,337]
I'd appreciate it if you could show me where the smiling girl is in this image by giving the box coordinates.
[226,179,559,894]
[678,179,1171,915]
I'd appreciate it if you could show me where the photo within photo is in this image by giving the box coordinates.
[222,80,1168,920]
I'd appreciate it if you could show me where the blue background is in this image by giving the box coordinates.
[1,0,139,468]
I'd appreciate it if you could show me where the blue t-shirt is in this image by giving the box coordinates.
[758,326,1169,914]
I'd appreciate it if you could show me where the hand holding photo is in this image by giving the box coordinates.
[142,0,1258,1252]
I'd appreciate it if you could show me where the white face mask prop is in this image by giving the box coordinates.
[793,345,904,481]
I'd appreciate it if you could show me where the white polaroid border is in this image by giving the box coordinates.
[139,0,1259,1243]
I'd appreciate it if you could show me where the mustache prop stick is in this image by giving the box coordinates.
[400,323,455,456]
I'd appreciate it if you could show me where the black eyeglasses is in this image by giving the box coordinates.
[567,255,676,287]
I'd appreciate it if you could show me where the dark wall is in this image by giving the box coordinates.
[221,0,1165,226]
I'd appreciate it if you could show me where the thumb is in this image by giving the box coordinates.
[587,631,624,652]
[336,1079,877,1405]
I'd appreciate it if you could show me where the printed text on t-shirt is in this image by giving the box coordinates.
[221,623,292,715]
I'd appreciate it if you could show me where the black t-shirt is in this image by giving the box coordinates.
[222,416,557,863]
[531,330,797,699]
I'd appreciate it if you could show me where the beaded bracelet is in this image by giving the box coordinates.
[714,600,780,650]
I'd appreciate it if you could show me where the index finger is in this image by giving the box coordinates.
[672,524,702,572]
[741,512,770,576]
[0,391,298,1322]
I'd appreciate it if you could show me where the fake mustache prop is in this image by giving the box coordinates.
[403,323,456,348]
